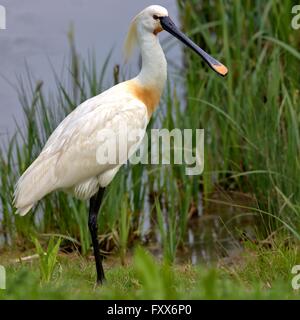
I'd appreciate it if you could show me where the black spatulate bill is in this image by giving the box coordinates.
[160,16,228,77]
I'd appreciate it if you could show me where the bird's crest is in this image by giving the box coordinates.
[123,16,138,63]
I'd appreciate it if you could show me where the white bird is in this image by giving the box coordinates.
[14,5,227,284]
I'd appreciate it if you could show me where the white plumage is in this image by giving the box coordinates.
[14,81,150,215]
[14,5,169,216]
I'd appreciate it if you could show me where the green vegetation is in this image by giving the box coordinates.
[178,0,300,236]
[0,244,299,299]
[0,1,300,299]
[33,237,61,283]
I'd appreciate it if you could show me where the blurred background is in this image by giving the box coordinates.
[0,0,181,136]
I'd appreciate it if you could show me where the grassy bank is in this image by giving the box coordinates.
[1,242,299,299]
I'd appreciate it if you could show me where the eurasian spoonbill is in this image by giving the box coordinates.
[14,5,228,284]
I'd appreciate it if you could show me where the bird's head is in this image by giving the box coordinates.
[135,5,168,35]
[124,5,228,77]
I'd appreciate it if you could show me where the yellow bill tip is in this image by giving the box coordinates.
[213,64,228,77]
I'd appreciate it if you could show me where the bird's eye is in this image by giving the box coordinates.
[153,14,159,20]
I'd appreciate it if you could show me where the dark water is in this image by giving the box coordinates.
[146,192,256,265]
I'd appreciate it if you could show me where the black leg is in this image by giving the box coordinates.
[88,187,105,284]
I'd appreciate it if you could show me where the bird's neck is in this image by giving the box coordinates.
[135,31,167,97]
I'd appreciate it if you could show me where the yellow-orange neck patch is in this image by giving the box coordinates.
[127,81,161,117]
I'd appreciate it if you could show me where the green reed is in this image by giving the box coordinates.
[178,0,300,237]
[1,1,299,264]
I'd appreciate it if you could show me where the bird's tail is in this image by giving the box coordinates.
[15,204,34,216]
[14,155,56,216]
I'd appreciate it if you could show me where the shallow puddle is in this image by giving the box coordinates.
[146,191,257,265]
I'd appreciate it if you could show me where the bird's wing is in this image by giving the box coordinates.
[40,84,149,189]
[14,82,149,214]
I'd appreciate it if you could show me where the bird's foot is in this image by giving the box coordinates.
[93,277,106,289]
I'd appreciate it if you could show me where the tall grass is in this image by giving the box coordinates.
[178,0,300,236]
[0,1,299,263]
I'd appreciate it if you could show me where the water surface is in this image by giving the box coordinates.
[0,0,181,138]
